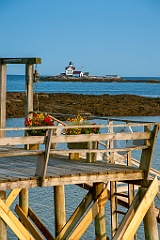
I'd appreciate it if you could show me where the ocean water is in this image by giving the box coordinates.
[7,75,160,97]
[5,75,160,239]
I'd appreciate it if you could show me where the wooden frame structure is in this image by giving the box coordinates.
[0,120,159,239]
[0,57,41,135]
[0,57,159,239]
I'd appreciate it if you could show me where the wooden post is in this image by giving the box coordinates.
[127,151,136,240]
[19,189,28,216]
[108,121,119,237]
[140,125,159,179]
[25,63,34,119]
[86,141,97,163]
[93,182,107,240]
[0,64,8,240]
[0,63,6,137]
[139,187,159,240]
[0,191,7,240]
[19,189,29,240]
[25,63,34,150]
[20,64,32,219]
[54,185,66,237]
[110,181,118,238]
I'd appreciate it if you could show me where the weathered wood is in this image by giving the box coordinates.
[140,125,159,179]
[0,131,151,146]
[109,121,118,238]
[122,177,158,239]
[0,198,34,239]
[56,189,93,240]
[28,207,55,240]
[86,141,98,163]
[25,63,34,118]
[15,204,44,240]
[127,151,135,206]
[0,169,144,190]
[54,185,66,237]
[93,182,107,240]
[36,129,53,186]
[68,199,99,240]
[19,188,28,216]
[6,188,21,207]
[0,63,6,137]
[51,123,64,150]
[0,58,41,64]
[0,161,144,190]
[112,193,140,240]
[110,181,118,237]
[139,187,159,240]
[68,187,109,240]
[0,191,7,240]
[127,151,136,239]
[113,177,158,240]
[0,144,148,158]
[52,131,152,143]
[0,118,158,239]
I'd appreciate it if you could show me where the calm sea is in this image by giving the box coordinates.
[7,75,160,97]
[6,75,160,239]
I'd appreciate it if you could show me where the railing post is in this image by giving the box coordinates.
[86,141,98,163]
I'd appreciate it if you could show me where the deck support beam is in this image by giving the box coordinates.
[140,187,159,240]
[54,185,66,237]
[0,191,7,240]
[93,182,107,240]
[19,188,29,217]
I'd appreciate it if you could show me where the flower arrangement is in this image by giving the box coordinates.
[65,114,100,135]
[25,113,54,136]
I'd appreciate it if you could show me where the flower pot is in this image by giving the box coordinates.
[29,144,39,150]
[68,142,97,161]
[68,142,88,150]
[27,129,47,136]
[68,142,88,160]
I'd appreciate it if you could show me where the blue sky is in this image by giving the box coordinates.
[0,0,160,77]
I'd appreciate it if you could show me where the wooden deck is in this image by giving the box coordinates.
[0,154,143,190]
[0,121,159,239]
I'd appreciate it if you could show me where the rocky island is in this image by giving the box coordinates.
[40,75,160,83]
[7,92,160,119]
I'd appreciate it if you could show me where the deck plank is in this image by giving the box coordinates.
[0,154,143,190]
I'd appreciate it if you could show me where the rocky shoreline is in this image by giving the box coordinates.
[7,92,160,119]
[40,76,160,83]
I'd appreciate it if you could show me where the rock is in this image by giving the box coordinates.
[6,92,160,118]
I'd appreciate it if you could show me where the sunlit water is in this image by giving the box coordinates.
[7,75,160,97]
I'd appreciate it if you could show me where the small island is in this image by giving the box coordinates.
[40,61,160,83]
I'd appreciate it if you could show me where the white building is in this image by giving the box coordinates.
[65,61,75,76]
[65,61,83,77]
